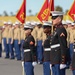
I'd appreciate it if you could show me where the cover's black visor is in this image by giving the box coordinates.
[43,25,51,29]
[51,16,59,19]
[24,28,30,30]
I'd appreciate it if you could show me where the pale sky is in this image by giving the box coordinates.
[0,0,74,16]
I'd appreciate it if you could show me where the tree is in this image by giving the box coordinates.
[10,12,14,16]
[0,14,2,16]
[3,11,8,16]
[65,10,69,15]
[35,13,38,16]
[55,6,63,12]
[28,9,32,16]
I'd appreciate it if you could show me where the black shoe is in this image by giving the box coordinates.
[0,55,2,58]
[5,57,9,59]
[17,59,21,61]
[0,54,2,57]
[10,58,15,60]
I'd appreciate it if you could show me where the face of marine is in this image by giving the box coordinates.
[43,27,51,34]
[52,16,62,27]
[24,29,32,36]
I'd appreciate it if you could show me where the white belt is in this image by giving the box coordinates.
[74,49,75,52]
[44,48,51,51]
[24,49,30,52]
[51,44,60,48]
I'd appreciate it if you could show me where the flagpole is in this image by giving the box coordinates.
[73,14,75,26]
[50,0,54,74]
[51,21,54,35]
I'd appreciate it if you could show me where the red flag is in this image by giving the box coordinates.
[50,0,54,11]
[37,0,54,22]
[68,0,75,21]
[16,0,26,23]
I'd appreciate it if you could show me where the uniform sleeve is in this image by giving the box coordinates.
[11,29,14,43]
[18,28,21,43]
[31,27,37,45]
[6,27,9,44]
[22,41,25,49]
[28,36,37,61]
[73,30,75,43]
[58,28,67,64]
[70,30,74,43]
[66,29,70,48]
[0,30,2,44]
[42,32,47,45]
[40,28,44,40]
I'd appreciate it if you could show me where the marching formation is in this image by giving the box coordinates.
[0,11,75,75]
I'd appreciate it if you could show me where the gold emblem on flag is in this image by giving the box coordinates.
[20,12,25,20]
[41,8,49,20]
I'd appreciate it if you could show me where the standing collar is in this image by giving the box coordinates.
[54,23,63,28]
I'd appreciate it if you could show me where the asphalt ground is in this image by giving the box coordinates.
[0,52,72,75]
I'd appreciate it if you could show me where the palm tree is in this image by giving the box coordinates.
[10,12,14,16]
[65,10,69,15]
[0,14,2,16]
[28,9,32,16]
[3,11,8,16]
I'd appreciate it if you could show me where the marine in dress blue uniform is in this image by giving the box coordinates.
[42,21,52,75]
[23,22,37,75]
[50,11,68,75]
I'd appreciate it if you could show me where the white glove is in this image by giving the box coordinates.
[60,64,66,69]
[50,64,52,70]
[32,62,37,66]
[22,61,24,67]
